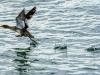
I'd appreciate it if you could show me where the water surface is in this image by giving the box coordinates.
[0,0,100,75]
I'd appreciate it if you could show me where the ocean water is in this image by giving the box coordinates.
[0,0,100,75]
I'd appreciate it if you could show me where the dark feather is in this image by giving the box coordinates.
[25,7,36,20]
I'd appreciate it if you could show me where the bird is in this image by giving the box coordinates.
[0,6,37,44]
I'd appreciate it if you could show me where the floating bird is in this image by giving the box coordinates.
[54,45,67,50]
[0,6,37,44]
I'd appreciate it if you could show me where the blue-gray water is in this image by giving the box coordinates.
[0,0,100,75]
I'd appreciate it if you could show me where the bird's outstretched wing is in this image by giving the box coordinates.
[16,7,36,29]
[16,9,28,29]
[25,7,36,20]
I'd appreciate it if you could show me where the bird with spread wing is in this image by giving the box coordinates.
[0,6,37,44]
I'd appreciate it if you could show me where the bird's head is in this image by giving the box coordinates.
[0,25,10,28]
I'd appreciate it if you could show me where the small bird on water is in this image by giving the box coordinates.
[0,6,38,45]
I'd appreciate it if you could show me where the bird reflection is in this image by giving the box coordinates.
[13,47,31,75]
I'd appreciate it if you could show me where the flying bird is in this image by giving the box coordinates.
[0,6,37,44]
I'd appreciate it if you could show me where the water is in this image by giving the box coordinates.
[0,0,100,75]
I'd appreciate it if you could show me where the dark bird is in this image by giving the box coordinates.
[0,6,37,44]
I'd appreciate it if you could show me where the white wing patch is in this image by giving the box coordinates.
[16,9,26,29]
[16,18,25,29]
